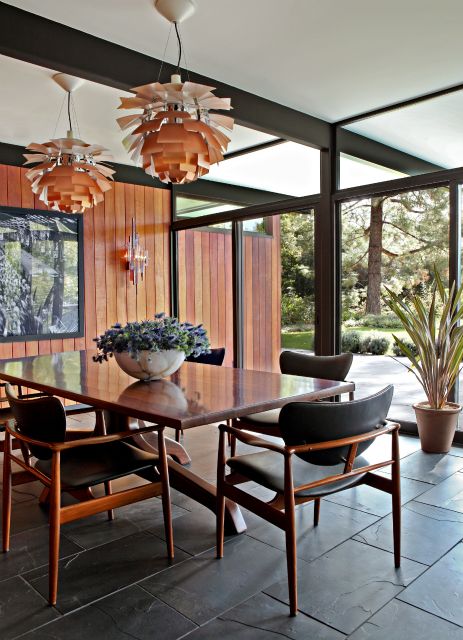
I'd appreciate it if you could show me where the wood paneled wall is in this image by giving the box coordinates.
[178,219,281,371]
[0,165,171,362]
[244,218,281,372]
[178,229,234,367]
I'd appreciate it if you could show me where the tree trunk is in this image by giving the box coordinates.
[52,229,64,327]
[365,197,383,315]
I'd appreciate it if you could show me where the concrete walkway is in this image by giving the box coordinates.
[349,354,462,426]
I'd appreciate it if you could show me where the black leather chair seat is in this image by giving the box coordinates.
[227,450,368,498]
[36,441,160,489]
[242,408,280,426]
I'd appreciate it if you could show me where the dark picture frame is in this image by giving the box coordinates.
[0,206,84,342]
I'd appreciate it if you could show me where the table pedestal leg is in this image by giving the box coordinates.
[104,411,246,535]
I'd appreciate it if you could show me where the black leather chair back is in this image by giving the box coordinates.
[279,385,394,465]
[5,383,66,460]
[280,351,353,381]
[186,347,226,366]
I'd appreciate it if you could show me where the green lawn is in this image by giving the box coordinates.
[281,326,407,354]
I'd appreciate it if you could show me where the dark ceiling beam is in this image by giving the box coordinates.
[0,2,330,149]
[337,128,444,176]
[223,138,285,161]
[174,180,289,207]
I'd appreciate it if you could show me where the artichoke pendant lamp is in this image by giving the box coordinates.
[24,74,115,213]
[117,0,234,185]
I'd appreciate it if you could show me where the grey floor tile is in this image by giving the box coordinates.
[0,576,58,640]
[354,501,463,565]
[265,539,426,635]
[392,451,463,484]
[62,497,188,550]
[185,592,345,639]
[247,500,378,563]
[141,534,287,625]
[414,471,463,513]
[0,525,81,582]
[449,445,463,458]
[150,506,233,556]
[363,434,421,466]
[325,476,430,517]
[348,599,463,639]
[21,585,196,640]
[24,530,189,614]
[398,542,463,627]
[0,498,49,535]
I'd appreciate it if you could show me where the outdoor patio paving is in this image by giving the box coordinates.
[341,354,462,429]
[1,413,463,639]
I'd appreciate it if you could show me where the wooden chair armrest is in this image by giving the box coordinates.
[55,424,166,450]
[6,420,165,452]
[6,420,55,449]
[287,421,400,455]
[219,423,287,455]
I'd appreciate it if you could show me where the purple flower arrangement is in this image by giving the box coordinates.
[93,312,210,363]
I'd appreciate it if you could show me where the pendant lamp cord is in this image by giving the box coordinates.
[174,22,182,73]
[67,92,72,131]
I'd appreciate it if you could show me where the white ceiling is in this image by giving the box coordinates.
[5,0,463,122]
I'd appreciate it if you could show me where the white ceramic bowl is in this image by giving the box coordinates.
[114,349,185,381]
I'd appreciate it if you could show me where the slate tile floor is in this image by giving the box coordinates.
[1,417,463,639]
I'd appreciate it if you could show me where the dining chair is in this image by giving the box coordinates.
[2,383,174,606]
[174,347,226,442]
[217,385,400,616]
[0,382,96,455]
[230,351,354,455]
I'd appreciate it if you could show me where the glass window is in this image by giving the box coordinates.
[205,141,320,198]
[341,187,449,421]
[244,209,315,372]
[176,196,242,219]
[339,89,463,189]
[339,153,407,189]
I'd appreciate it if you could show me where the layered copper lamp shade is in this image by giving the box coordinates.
[117,76,234,184]
[24,137,115,213]
[23,73,114,213]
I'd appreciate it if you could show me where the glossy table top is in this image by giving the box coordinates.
[0,351,355,429]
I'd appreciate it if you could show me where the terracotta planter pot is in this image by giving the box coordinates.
[413,401,461,453]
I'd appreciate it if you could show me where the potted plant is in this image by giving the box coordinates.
[384,270,463,453]
[94,312,210,381]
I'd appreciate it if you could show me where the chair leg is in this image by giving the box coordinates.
[157,428,174,560]
[49,452,61,606]
[2,430,12,553]
[230,434,237,458]
[104,481,115,521]
[313,498,321,526]
[39,487,50,506]
[216,428,226,559]
[175,429,181,443]
[392,429,401,568]
[284,456,298,616]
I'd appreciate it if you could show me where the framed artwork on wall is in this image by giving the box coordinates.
[0,206,84,342]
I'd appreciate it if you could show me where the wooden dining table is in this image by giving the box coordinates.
[0,350,355,534]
